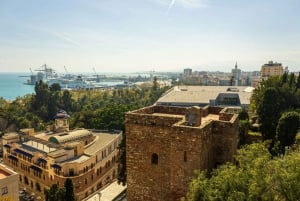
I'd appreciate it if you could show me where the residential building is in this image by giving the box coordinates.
[2,110,122,201]
[261,60,284,79]
[0,163,19,201]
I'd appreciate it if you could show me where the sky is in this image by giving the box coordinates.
[1,0,300,73]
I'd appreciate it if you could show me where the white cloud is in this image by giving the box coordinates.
[51,31,81,47]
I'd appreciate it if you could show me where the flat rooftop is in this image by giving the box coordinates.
[62,154,90,164]
[156,86,254,106]
[85,180,126,201]
[0,164,17,179]
[85,132,121,155]
[23,140,57,153]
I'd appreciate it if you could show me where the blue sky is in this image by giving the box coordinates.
[1,0,300,73]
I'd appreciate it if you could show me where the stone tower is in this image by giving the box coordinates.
[125,105,239,201]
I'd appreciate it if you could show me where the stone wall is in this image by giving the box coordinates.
[201,106,223,117]
[132,105,187,115]
[211,115,239,166]
[126,106,239,201]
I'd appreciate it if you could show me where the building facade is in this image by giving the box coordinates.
[232,62,242,86]
[126,105,239,201]
[2,110,123,201]
[0,163,19,201]
[260,60,284,79]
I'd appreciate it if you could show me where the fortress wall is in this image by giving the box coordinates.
[126,106,239,201]
[212,115,239,165]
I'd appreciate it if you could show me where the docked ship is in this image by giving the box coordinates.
[24,65,98,89]
[24,64,130,90]
[46,75,96,90]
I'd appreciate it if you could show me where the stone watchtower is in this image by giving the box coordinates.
[125,105,239,201]
[54,110,70,132]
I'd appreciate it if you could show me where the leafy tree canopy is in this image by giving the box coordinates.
[185,143,300,201]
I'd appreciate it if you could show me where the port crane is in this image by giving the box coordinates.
[34,64,56,79]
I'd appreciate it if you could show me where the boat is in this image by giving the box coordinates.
[46,75,96,90]
[23,65,129,90]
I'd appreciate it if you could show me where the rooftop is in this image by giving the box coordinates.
[85,131,121,155]
[85,180,126,201]
[0,169,10,179]
[62,154,91,164]
[156,86,254,106]
[0,164,17,179]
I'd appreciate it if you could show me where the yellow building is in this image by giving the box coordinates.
[0,163,19,201]
[260,61,284,79]
[2,110,123,201]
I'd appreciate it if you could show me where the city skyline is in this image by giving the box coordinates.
[1,0,300,73]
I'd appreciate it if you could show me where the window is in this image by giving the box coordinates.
[151,153,158,165]
[69,168,74,176]
[24,176,29,185]
[36,182,41,192]
[184,151,187,162]
[2,187,8,195]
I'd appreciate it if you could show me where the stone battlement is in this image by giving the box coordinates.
[126,105,239,201]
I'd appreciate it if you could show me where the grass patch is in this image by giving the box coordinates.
[248,130,261,136]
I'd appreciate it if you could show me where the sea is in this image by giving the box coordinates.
[0,73,35,101]
[0,72,127,101]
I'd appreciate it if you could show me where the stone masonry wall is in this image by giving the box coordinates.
[126,106,238,201]
[212,114,239,165]
[126,120,215,201]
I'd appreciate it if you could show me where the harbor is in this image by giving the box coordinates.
[21,64,129,90]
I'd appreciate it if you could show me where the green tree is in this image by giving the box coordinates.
[92,103,134,130]
[238,108,249,120]
[281,71,288,86]
[257,87,281,140]
[296,72,300,90]
[64,178,75,201]
[45,184,65,201]
[238,120,249,147]
[48,91,60,120]
[32,80,50,110]
[185,143,300,201]
[153,76,158,91]
[117,134,126,186]
[289,72,295,88]
[49,83,61,92]
[31,81,51,120]
[61,90,73,112]
[250,76,281,113]
[276,111,300,154]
